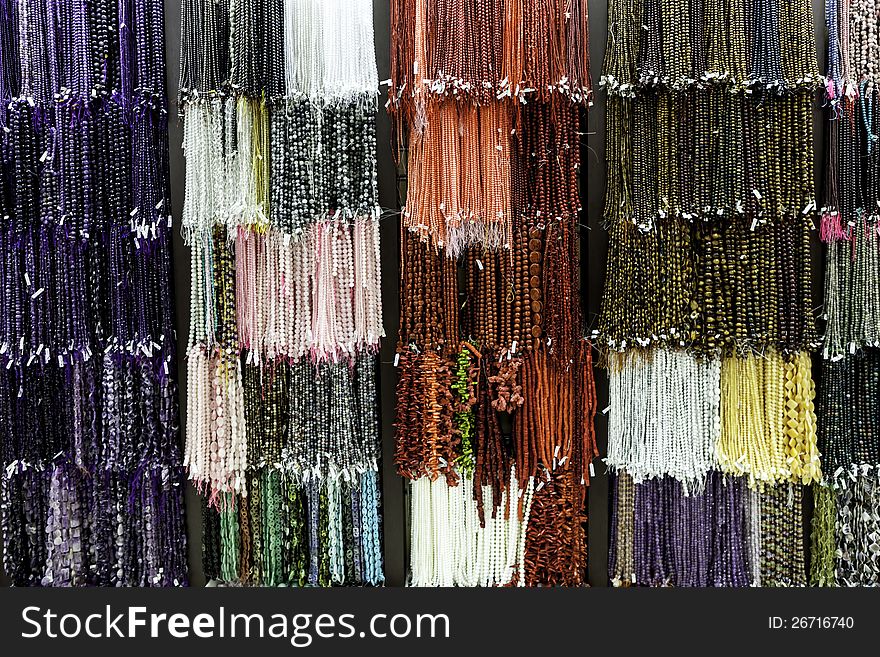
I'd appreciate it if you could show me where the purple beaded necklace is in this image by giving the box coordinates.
[0,0,187,587]
[612,472,752,587]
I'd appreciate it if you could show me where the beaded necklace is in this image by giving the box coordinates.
[390,1,597,587]
[610,471,754,587]
[180,0,385,586]
[0,0,187,587]
[602,0,821,587]
[811,0,880,587]
[607,350,721,491]
[389,0,591,116]
[599,218,818,354]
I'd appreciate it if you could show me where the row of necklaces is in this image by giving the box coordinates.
[179,0,384,586]
[811,0,880,587]
[602,0,823,587]
[390,0,598,587]
[0,0,188,586]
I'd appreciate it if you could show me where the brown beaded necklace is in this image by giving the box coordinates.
[391,0,596,586]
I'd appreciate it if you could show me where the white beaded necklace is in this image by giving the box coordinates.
[607,349,721,491]
[283,0,379,103]
[408,469,534,587]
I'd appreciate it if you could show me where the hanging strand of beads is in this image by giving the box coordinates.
[179,0,385,586]
[811,0,880,587]
[389,0,598,587]
[601,0,822,587]
[0,0,187,586]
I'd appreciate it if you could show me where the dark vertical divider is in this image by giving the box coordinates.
[164,0,205,587]
[373,0,407,588]
[803,0,828,574]
[585,0,610,587]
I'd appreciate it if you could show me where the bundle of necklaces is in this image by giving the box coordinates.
[179,0,384,586]
[0,0,188,585]
[601,0,823,587]
[389,0,598,587]
[811,0,880,587]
